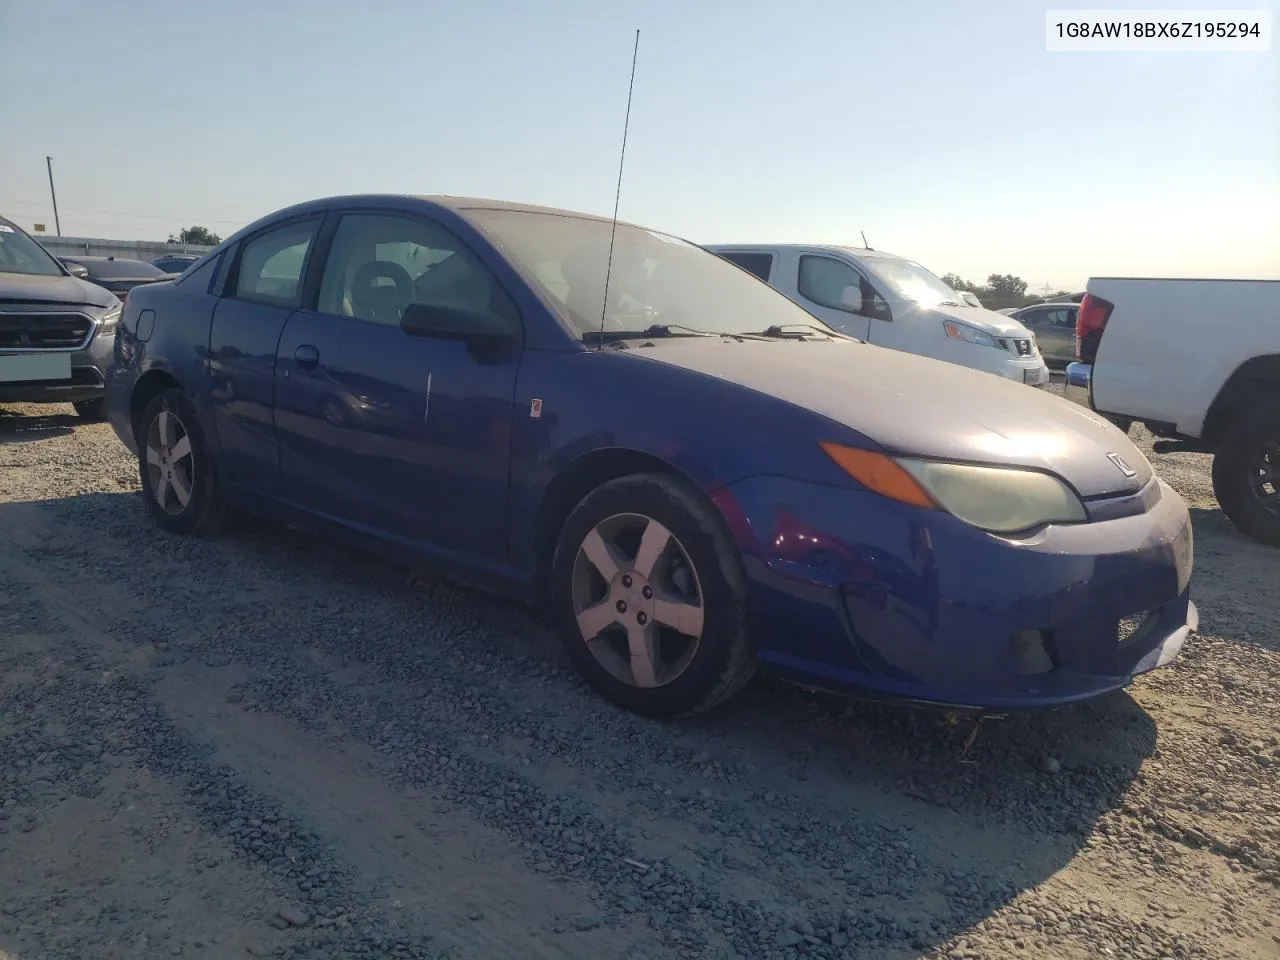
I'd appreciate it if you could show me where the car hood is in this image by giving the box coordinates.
[0,271,117,309]
[635,339,1152,498]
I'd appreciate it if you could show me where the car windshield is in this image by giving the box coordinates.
[74,258,167,279]
[862,256,963,308]
[0,220,64,277]
[466,209,838,339]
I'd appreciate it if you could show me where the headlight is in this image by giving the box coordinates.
[942,320,998,348]
[820,443,1087,534]
[98,304,122,335]
[897,458,1086,533]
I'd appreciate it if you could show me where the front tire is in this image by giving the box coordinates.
[1212,408,1280,547]
[550,473,756,717]
[136,388,229,535]
[72,398,106,420]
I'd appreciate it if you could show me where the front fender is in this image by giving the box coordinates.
[506,348,882,575]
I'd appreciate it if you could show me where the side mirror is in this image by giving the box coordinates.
[839,284,863,314]
[64,262,89,280]
[400,301,517,345]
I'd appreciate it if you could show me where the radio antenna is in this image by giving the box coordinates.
[597,29,641,351]
[860,230,871,249]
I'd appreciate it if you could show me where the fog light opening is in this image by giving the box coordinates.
[1118,611,1158,646]
[1012,629,1054,675]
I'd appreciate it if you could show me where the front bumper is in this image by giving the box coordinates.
[714,473,1196,709]
[980,354,1050,388]
[0,331,114,404]
[1064,361,1092,407]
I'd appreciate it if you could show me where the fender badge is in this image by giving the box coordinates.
[1106,452,1136,478]
[529,398,543,419]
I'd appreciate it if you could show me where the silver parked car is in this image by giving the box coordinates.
[1010,302,1078,367]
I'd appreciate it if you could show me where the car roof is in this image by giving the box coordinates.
[256,194,637,228]
[706,242,907,261]
[219,194,660,253]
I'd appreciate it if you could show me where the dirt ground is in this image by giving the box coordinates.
[1,386,1277,960]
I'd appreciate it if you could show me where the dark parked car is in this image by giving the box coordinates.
[153,254,201,274]
[105,194,1197,717]
[0,215,121,418]
[1010,302,1079,366]
[60,256,177,305]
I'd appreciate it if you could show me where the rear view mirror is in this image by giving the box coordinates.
[840,285,863,313]
[400,302,517,345]
[64,261,89,280]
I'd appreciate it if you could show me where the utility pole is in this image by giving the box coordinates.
[45,156,62,237]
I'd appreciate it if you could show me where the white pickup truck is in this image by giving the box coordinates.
[1064,278,1280,545]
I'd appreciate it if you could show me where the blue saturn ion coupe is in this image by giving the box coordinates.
[104,195,1198,718]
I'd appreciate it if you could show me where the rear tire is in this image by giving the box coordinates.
[72,398,106,420]
[136,388,229,535]
[550,473,756,717]
[1211,408,1280,547]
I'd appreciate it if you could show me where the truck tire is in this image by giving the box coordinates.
[1211,407,1280,547]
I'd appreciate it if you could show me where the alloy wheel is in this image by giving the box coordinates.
[570,512,704,689]
[145,408,195,515]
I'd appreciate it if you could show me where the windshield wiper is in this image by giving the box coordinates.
[751,323,858,341]
[582,324,770,344]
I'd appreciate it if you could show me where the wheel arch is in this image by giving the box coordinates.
[129,368,185,442]
[531,447,717,598]
[1202,354,1280,447]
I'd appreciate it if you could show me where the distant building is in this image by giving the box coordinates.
[24,233,215,263]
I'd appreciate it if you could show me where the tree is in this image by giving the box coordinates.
[168,225,222,246]
[941,273,982,294]
[985,274,1028,301]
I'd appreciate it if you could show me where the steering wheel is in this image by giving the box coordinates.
[350,261,415,325]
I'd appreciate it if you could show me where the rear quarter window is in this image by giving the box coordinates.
[717,251,774,282]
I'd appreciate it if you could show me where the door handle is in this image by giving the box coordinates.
[294,344,319,369]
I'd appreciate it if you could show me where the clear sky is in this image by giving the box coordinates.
[1,0,1276,290]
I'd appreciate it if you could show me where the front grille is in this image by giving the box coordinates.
[0,311,95,350]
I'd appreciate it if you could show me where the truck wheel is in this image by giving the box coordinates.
[136,388,229,535]
[550,473,757,717]
[72,398,106,420]
[1211,408,1280,547]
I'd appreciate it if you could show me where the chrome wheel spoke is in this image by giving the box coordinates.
[156,474,170,509]
[625,621,660,688]
[146,446,163,467]
[651,590,704,638]
[170,434,192,463]
[631,519,672,580]
[576,599,619,642]
[169,469,192,507]
[157,409,173,447]
[580,528,625,581]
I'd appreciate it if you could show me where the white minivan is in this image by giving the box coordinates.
[705,244,1051,387]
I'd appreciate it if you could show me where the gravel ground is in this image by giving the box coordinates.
[1,384,1277,960]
